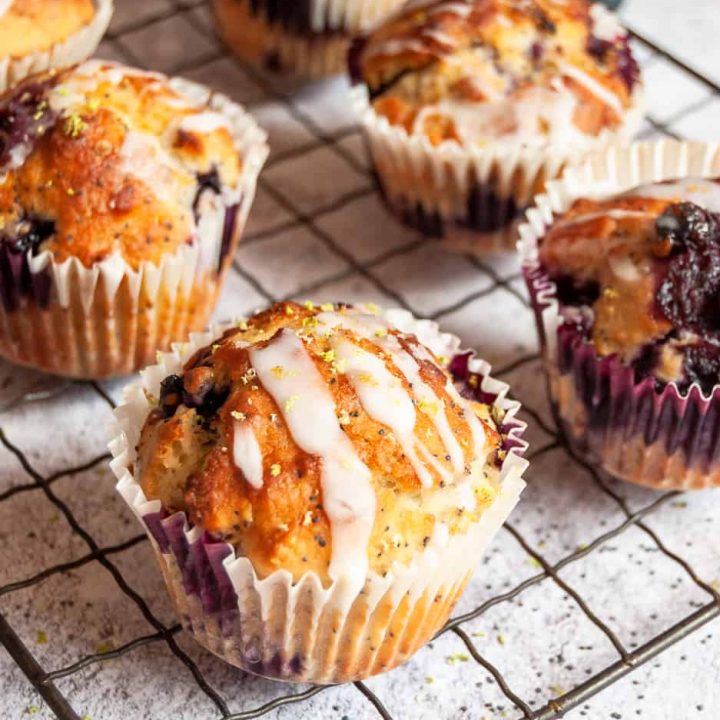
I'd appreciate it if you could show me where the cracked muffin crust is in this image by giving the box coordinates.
[136,301,507,587]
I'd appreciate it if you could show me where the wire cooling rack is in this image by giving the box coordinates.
[1,2,719,719]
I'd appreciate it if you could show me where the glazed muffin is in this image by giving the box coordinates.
[212,0,407,78]
[521,140,720,490]
[0,60,268,378]
[0,0,113,92]
[111,301,527,683]
[350,0,643,252]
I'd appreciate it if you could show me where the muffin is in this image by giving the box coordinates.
[520,140,720,490]
[111,301,527,683]
[350,0,644,252]
[0,0,113,92]
[212,0,408,78]
[0,60,268,379]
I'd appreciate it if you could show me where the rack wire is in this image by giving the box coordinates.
[1,2,718,719]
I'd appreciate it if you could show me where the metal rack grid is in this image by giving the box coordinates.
[0,2,719,719]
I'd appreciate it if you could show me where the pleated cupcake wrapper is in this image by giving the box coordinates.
[352,83,644,254]
[0,0,113,93]
[109,311,528,683]
[519,139,720,490]
[0,78,268,379]
[213,0,406,78]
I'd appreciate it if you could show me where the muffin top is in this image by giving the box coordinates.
[0,60,243,270]
[136,301,505,590]
[351,0,640,148]
[538,178,720,393]
[0,0,96,58]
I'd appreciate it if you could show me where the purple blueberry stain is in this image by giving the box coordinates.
[0,76,57,173]
[0,216,55,311]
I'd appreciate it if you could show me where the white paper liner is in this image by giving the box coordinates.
[518,139,720,489]
[352,77,644,255]
[109,309,528,683]
[212,0,407,78]
[0,76,269,379]
[0,0,114,93]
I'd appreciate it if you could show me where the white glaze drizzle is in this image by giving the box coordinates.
[317,310,483,478]
[590,3,625,42]
[608,254,642,282]
[0,0,12,19]
[179,111,231,134]
[232,420,264,490]
[412,340,488,456]
[625,178,720,213]
[552,208,655,231]
[557,61,623,116]
[330,336,438,487]
[250,329,376,594]
[118,131,194,208]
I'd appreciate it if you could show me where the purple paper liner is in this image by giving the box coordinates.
[137,349,528,656]
[0,244,51,312]
[524,262,720,488]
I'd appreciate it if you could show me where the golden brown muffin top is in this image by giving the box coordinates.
[0,0,96,57]
[352,0,640,147]
[538,178,720,392]
[0,61,243,270]
[136,302,505,588]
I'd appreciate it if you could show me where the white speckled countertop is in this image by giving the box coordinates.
[1,1,719,719]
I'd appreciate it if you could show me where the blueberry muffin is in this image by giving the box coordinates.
[212,0,407,78]
[112,301,527,682]
[0,60,268,378]
[0,0,113,92]
[522,140,720,490]
[350,0,643,251]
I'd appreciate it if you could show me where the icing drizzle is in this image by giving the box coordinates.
[250,329,376,594]
[230,306,491,592]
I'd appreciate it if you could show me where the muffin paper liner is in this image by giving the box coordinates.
[0,77,268,379]
[212,0,406,78]
[0,0,113,93]
[351,45,644,254]
[519,139,720,490]
[109,310,528,683]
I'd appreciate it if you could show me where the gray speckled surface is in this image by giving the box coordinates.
[1,1,720,719]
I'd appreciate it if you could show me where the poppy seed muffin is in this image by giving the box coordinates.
[521,140,720,491]
[0,0,113,92]
[114,301,527,682]
[350,0,643,251]
[0,60,268,378]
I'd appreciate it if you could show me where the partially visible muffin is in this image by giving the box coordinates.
[212,0,408,78]
[0,60,268,378]
[350,0,643,250]
[0,0,113,92]
[539,180,720,393]
[114,301,527,682]
[524,165,720,490]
